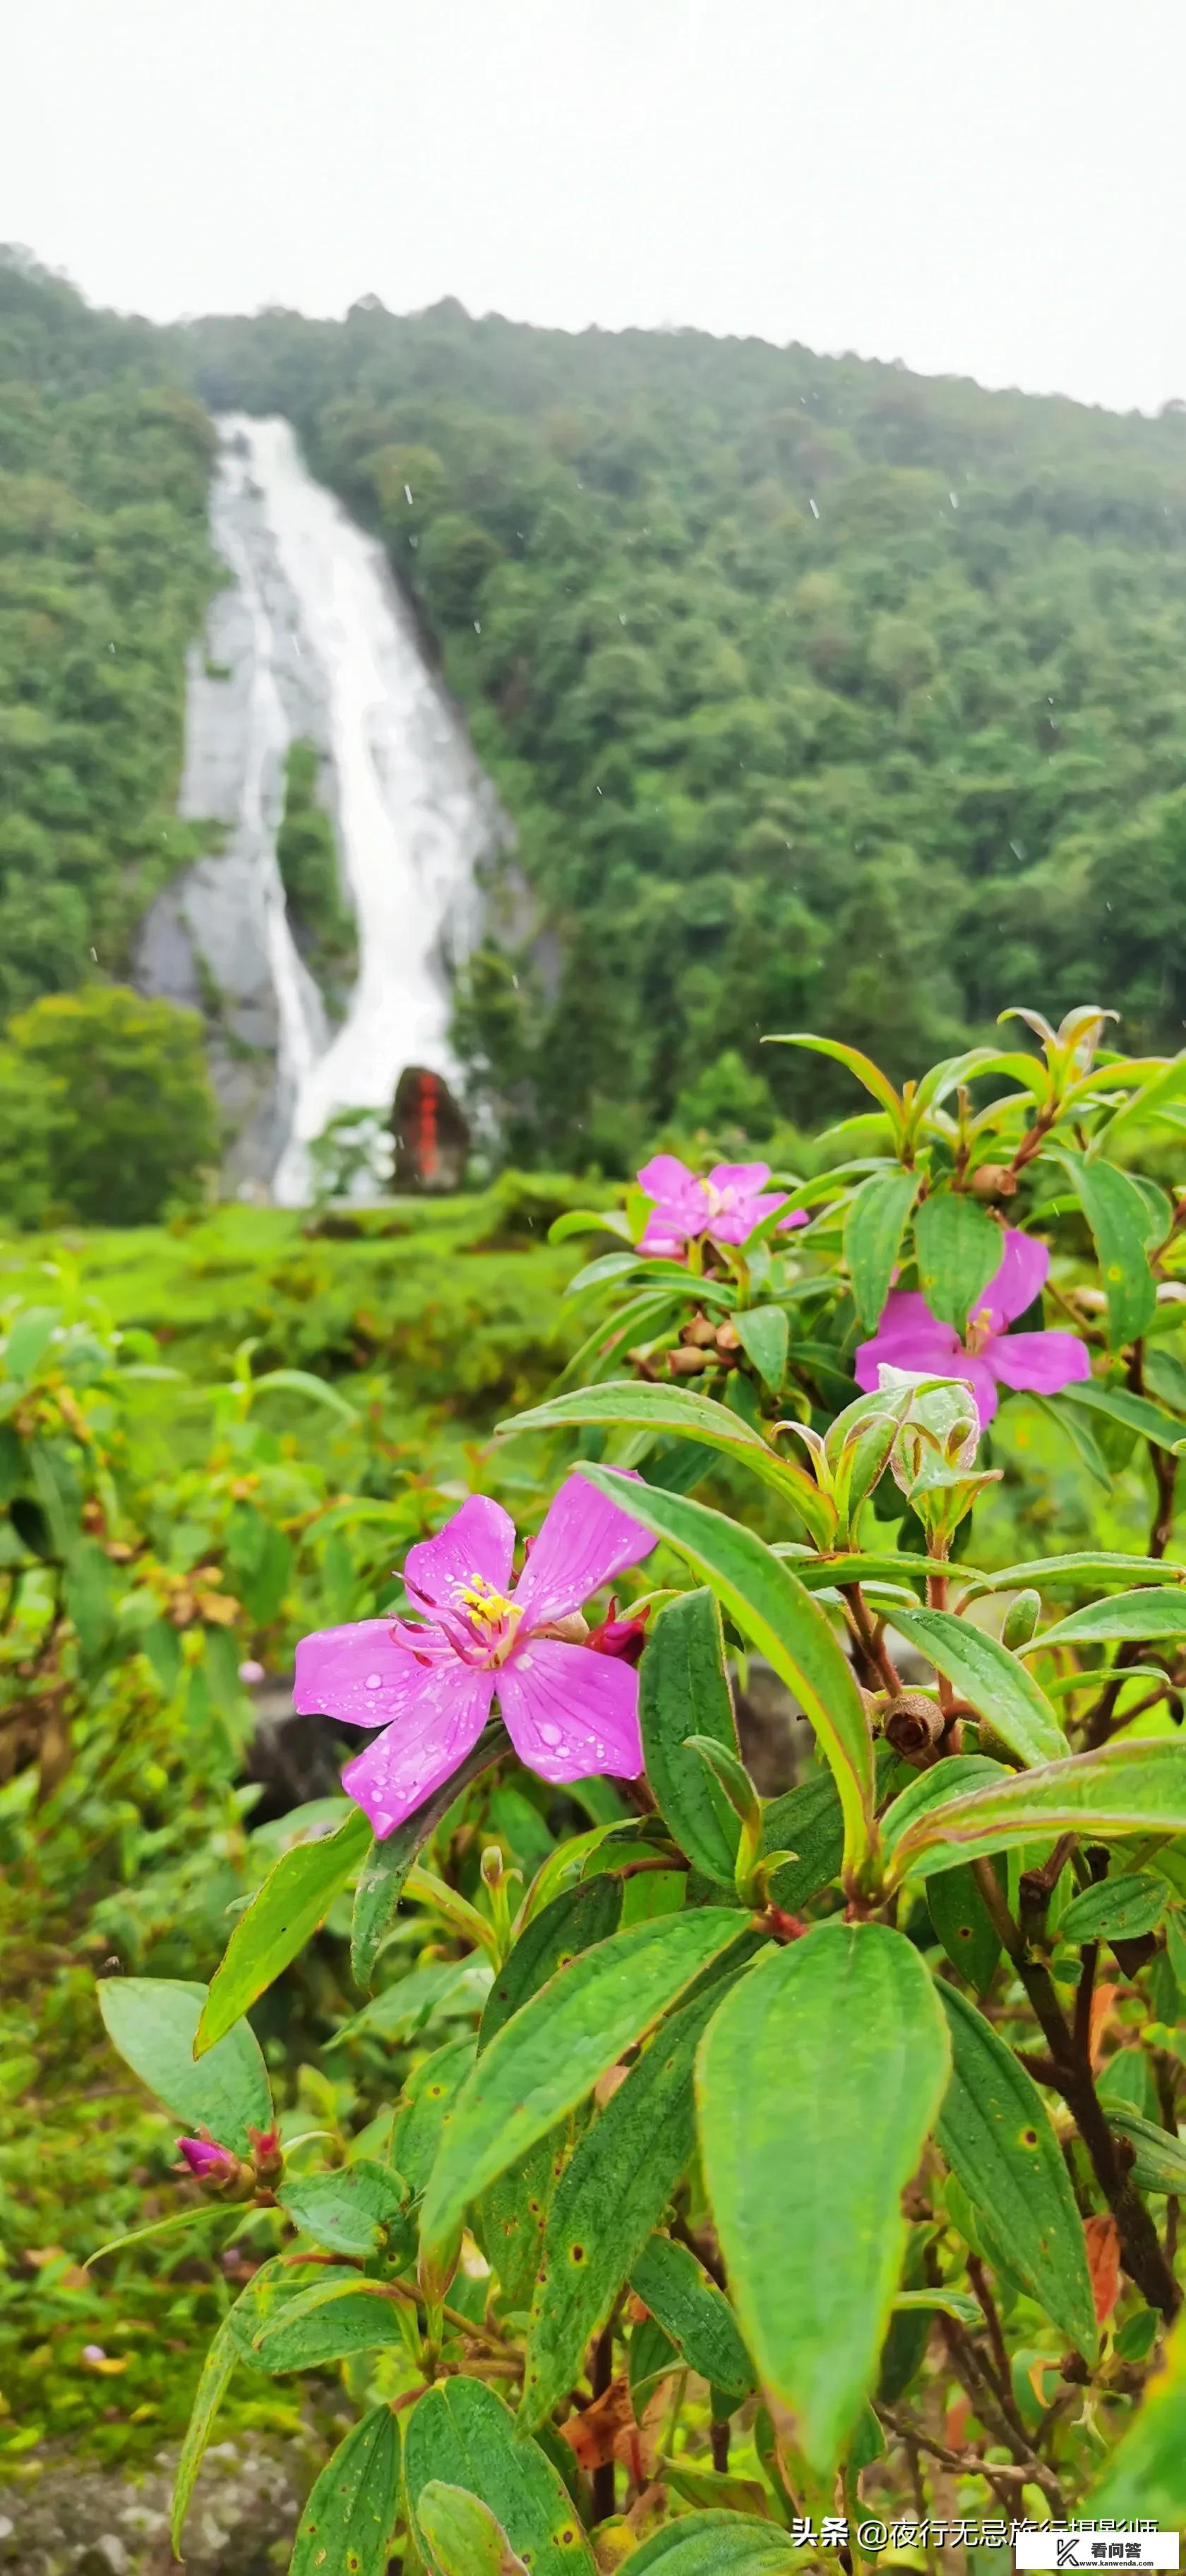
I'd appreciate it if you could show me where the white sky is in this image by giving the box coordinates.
[4,0,1185,416]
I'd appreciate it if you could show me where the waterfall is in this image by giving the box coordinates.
[141,414,502,1200]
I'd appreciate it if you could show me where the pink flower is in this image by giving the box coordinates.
[636,1155,808,1256]
[294,1478,656,1838]
[854,1228,1090,1429]
[178,2135,237,2183]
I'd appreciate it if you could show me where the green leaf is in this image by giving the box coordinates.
[97,1976,272,2156]
[882,1603,1065,1765]
[405,2380,596,2575]
[764,1032,904,1129]
[892,2286,983,2328]
[419,1908,750,2285]
[1060,1380,1186,1455]
[499,1380,835,1544]
[1026,1587,1186,1653]
[958,1552,1186,1597]
[64,1537,115,1664]
[521,1968,747,2428]
[251,2274,409,2371]
[277,2159,414,2260]
[928,1864,1001,1993]
[4,1304,61,1381]
[169,2313,237,2555]
[1089,2309,1186,2520]
[479,1877,622,2051]
[418,2482,527,2576]
[575,1467,877,1872]
[733,1304,789,1391]
[196,1806,371,2055]
[630,2232,755,2401]
[1105,2109,1186,2195]
[936,1984,1098,2357]
[639,1587,742,1885]
[1050,1149,1156,1347]
[351,1724,507,1988]
[628,2515,803,2573]
[913,1194,1003,1333]
[697,1921,950,2475]
[289,2406,402,2576]
[1031,1390,1113,1492]
[885,1738,1186,1885]
[843,1169,918,1332]
[1058,1872,1168,1943]
[392,2035,477,2194]
[549,1206,633,1245]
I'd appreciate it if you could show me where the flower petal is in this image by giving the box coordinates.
[778,1208,810,1234]
[403,1494,516,1615]
[498,1638,643,1782]
[955,1354,1000,1428]
[987,1328,1091,1399]
[636,1155,709,1242]
[512,1472,655,1627]
[294,1619,439,1730]
[638,1217,690,1257]
[976,1229,1049,1332]
[853,1294,963,1393]
[707,1161,773,1196]
[710,1190,788,1245]
[340,1664,496,1837]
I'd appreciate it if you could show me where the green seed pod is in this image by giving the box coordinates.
[1002,1588,1041,1650]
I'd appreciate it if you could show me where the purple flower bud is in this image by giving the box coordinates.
[238,1658,265,1685]
[80,2344,107,2366]
[178,2135,236,2181]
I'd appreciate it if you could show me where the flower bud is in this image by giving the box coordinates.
[668,1347,709,1376]
[237,1658,266,1684]
[178,2135,239,2187]
[1002,1588,1041,1649]
[480,1843,504,1891]
[970,1164,1018,1199]
[680,1316,717,1348]
[587,1608,649,1666]
[246,2123,283,2181]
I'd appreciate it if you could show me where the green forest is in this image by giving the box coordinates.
[6,246,1186,1192]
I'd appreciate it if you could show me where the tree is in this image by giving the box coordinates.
[5,986,218,1225]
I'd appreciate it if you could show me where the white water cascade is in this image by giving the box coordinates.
[142,414,503,1199]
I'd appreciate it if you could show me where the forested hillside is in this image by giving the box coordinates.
[181,294,1186,1167]
[0,254,215,1017]
[6,250,1186,1176]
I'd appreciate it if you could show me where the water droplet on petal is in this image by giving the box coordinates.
[537,1720,563,1747]
[365,1671,383,1689]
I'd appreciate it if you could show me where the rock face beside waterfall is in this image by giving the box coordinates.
[138,417,506,1200]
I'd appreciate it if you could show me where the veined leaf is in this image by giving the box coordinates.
[251,2273,409,2371]
[419,1908,751,2284]
[392,2035,476,2194]
[1058,1872,1168,1943]
[481,1878,622,2049]
[196,1806,370,2054]
[1060,1379,1186,1455]
[928,1864,1001,1994]
[937,1985,1098,2358]
[639,1587,741,1885]
[764,1032,905,1130]
[351,1722,507,1987]
[405,2380,596,2575]
[914,1193,1003,1333]
[549,1206,633,1244]
[289,2406,401,2576]
[629,2515,803,2572]
[277,2159,414,2260]
[521,1970,745,2428]
[885,1738,1186,1887]
[419,2482,527,2576]
[1026,1588,1186,1654]
[697,1922,950,2475]
[169,2313,237,2554]
[97,1976,272,2155]
[1106,2109,1186,2195]
[1050,1149,1156,1348]
[575,1466,877,1871]
[630,2232,755,2400]
[957,1552,1186,1598]
[498,1380,834,1543]
[733,1304,789,1390]
[843,1168,917,1331]
[882,1602,1065,1765]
